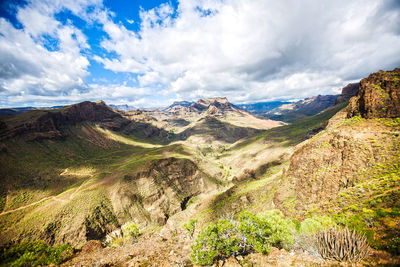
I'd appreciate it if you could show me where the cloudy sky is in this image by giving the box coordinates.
[0,0,399,108]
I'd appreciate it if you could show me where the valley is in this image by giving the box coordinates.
[0,69,399,266]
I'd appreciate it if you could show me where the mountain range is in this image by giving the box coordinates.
[0,69,399,266]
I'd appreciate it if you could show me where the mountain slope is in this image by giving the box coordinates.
[273,68,400,252]
[265,95,339,122]
[0,101,223,247]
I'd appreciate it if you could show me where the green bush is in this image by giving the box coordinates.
[190,218,240,265]
[121,222,140,239]
[258,210,296,249]
[299,215,335,234]
[184,219,198,238]
[0,241,72,266]
[190,210,296,265]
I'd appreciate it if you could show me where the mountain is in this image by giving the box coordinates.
[265,94,339,122]
[109,104,136,112]
[151,97,284,133]
[264,83,360,123]
[274,68,400,253]
[1,70,399,266]
[235,101,291,114]
[0,106,65,117]
[0,101,171,142]
[335,82,359,104]
[162,101,193,112]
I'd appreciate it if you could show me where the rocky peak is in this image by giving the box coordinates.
[190,97,233,112]
[335,83,359,104]
[163,101,193,112]
[347,68,400,118]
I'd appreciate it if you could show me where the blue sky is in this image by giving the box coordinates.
[0,0,400,108]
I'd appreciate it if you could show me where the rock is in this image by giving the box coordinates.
[347,68,400,118]
[81,240,103,253]
[335,82,359,104]
[224,257,241,267]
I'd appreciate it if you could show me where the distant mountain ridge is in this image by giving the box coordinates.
[235,101,291,114]
[109,104,136,112]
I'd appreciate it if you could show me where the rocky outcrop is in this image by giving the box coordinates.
[347,68,400,118]
[335,83,359,104]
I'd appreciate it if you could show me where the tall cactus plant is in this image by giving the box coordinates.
[316,226,371,262]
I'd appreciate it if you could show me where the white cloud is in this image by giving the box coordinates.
[98,0,400,103]
[0,0,102,106]
[1,0,400,107]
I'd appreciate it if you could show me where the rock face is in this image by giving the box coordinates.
[110,157,217,227]
[273,112,398,217]
[347,68,400,118]
[335,83,359,104]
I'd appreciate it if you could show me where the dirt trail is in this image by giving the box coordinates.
[0,168,94,216]
[0,197,53,216]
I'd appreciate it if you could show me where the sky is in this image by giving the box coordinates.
[0,0,399,108]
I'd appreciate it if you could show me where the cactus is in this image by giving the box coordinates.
[316,226,371,262]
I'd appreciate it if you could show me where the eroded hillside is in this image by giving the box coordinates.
[274,68,400,252]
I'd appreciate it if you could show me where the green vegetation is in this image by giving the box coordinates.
[299,215,335,234]
[184,219,198,238]
[232,102,347,151]
[0,241,72,266]
[190,210,295,265]
[121,222,141,240]
[342,115,365,126]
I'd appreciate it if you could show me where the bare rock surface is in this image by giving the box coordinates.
[348,68,400,118]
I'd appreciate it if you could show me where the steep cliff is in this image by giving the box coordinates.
[348,68,400,118]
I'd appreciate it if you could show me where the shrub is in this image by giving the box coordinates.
[0,241,72,266]
[121,222,140,239]
[190,210,296,265]
[299,215,335,234]
[258,210,296,249]
[190,218,240,265]
[184,219,198,238]
[316,227,371,262]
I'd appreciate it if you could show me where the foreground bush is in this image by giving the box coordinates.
[0,241,72,266]
[104,222,141,247]
[316,227,371,262]
[190,210,295,265]
[121,222,140,239]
